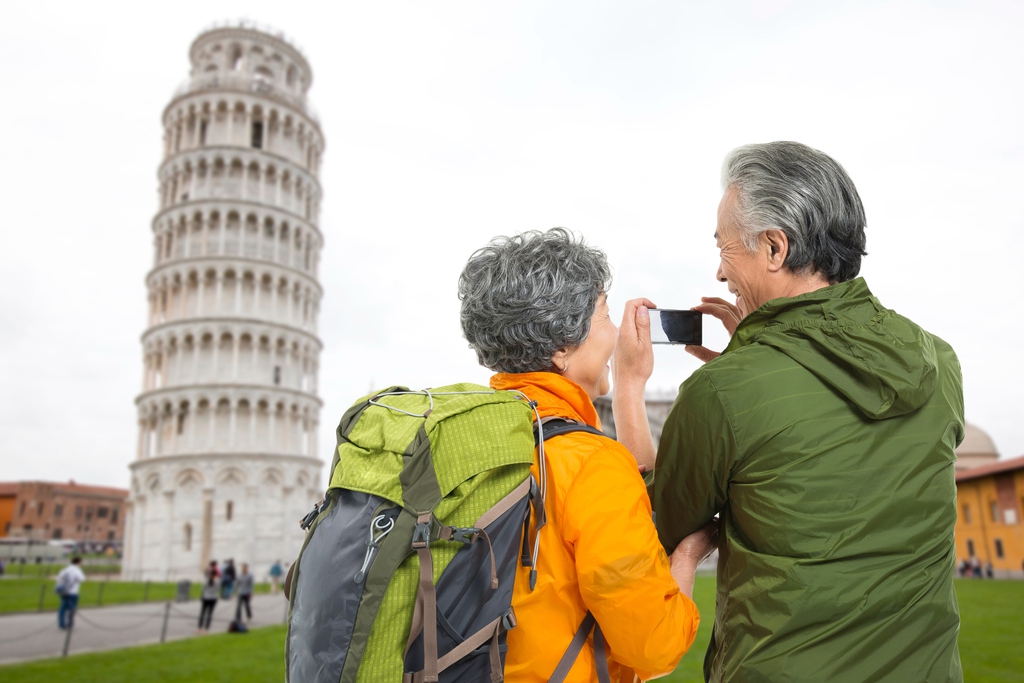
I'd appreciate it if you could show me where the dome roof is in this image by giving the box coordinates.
[956,423,998,456]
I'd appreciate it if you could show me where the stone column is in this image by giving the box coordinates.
[280,485,293,565]
[160,490,175,581]
[200,489,214,571]
[195,274,205,317]
[245,486,258,566]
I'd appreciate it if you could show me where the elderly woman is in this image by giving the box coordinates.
[459,228,714,683]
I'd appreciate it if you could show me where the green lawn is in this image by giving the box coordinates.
[0,579,270,614]
[0,577,1020,682]
[0,624,288,683]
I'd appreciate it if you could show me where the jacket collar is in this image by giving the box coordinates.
[725,277,875,354]
[489,372,602,430]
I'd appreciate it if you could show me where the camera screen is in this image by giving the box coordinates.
[649,309,702,345]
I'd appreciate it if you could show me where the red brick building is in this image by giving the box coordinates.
[0,481,128,548]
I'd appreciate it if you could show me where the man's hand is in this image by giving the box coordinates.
[668,519,720,599]
[685,297,744,364]
[613,297,657,389]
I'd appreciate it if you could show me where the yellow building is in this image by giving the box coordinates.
[955,452,1024,579]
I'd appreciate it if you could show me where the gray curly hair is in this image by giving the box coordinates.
[459,228,612,374]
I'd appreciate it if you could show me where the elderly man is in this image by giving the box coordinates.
[614,141,964,682]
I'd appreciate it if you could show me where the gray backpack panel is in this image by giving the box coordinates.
[288,490,390,683]
[403,494,529,681]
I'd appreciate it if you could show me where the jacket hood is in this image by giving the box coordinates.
[723,278,937,420]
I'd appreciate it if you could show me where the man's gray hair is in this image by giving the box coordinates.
[459,228,612,374]
[722,141,867,283]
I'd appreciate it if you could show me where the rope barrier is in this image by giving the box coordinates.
[74,610,166,632]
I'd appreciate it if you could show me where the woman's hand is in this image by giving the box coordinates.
[669,520,720,599]
[613,297,657,389]
[612,298,658,470]
[685,297,744,364]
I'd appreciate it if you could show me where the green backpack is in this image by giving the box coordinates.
[286,384,545,683]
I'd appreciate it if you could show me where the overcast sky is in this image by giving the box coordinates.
[1,0,1022,486]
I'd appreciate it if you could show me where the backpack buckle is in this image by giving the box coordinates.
[501,608,517,631]
[299,501,322,530]
[411,512,433,549]
[442,526,480,544]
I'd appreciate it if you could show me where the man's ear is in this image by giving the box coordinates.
[764,229,789,272]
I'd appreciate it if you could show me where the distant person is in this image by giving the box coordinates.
[197,567,220,634]
[208,559,220,578]
[236,563,254,622]
[0,558,6,576]
[970,556,982,578]
[55,557,86,629]
[268,560,283,595]
[984,562,994,579]
[956,559,967,578]
[221,559,236,598]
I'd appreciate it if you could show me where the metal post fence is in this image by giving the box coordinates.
[160,602,171,643]
[61,613,74,657]
[38,583,47,611]
[97,582,105,606]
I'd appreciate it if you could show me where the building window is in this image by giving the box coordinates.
[85,508,93,521]
[226,501,234,521]
[52,528,62,540]
[184,523,192,551]
[37,503,44,517]
[966,539,975,556]
[97,507,109,519]
[962,504,971,524]
[19,502,26,516]
[990,501,999,524]
[273,366,281,385]
[251,121,263,149]
[177,412,186,434]
[994,539,1005,559]
[111,508,119,524]
[75,506,82,519]
[199,119,208,145]
[107,530,115,541]
[54,504,63,518]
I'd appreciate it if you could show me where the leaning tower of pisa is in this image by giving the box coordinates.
[123,23,325,581]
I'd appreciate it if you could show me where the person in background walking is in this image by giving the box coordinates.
[221,558,236,598]
[268,560,283,595]
[197,566,220,634]
[56,557,86,629]
[236,563,254,621]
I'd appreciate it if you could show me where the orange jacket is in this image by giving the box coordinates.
[493,372,699,683]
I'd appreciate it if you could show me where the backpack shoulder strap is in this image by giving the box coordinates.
[533,417,609,443]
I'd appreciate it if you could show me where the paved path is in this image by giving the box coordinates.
[0,593,289,664]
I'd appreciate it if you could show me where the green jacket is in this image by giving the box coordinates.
[654,278,964,683]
